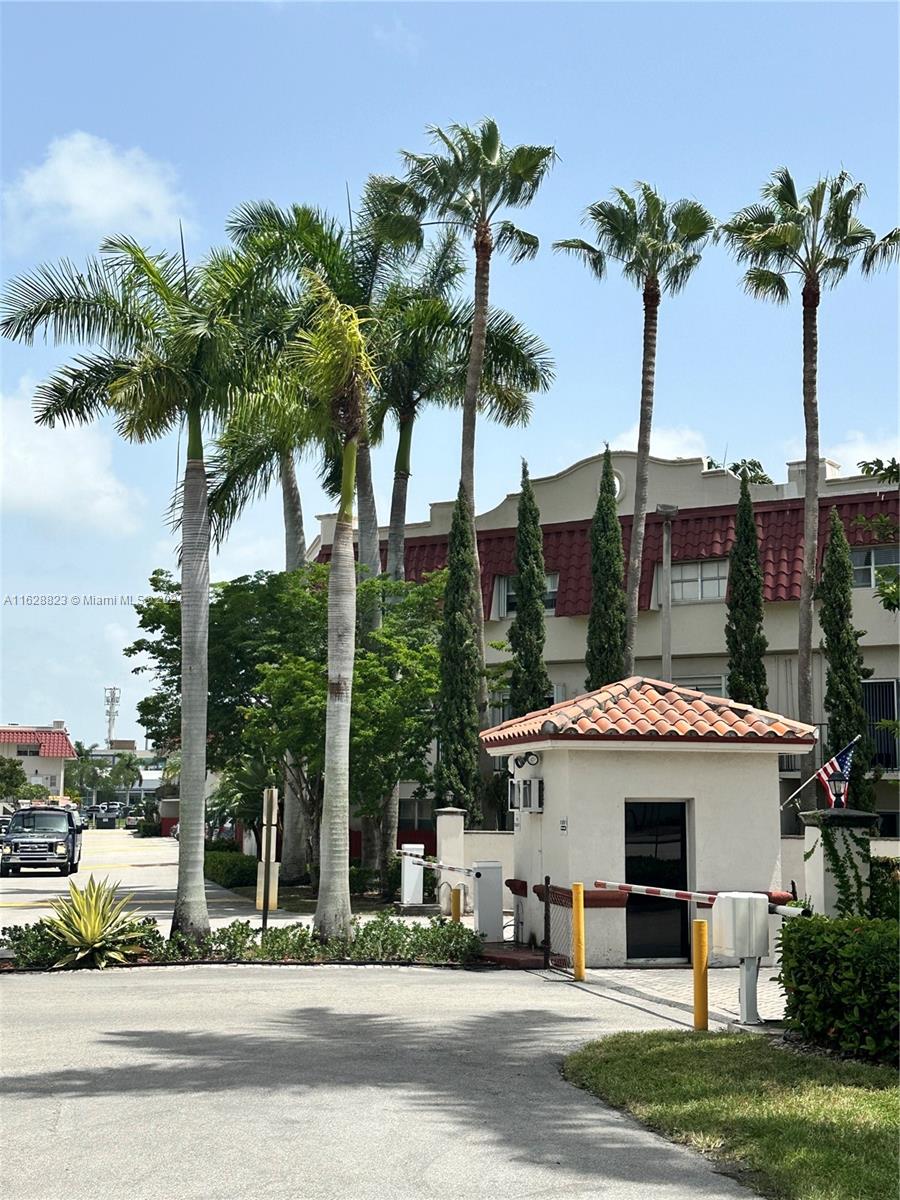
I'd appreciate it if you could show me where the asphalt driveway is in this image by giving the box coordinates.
[1,965,754,1200]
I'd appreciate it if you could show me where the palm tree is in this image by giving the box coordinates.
[721,169,899,727]
[1,238,253,939]
[68,741,105,805]
[373,233,554,581]
[109,751,143,799]
[287,275,378,938]
[395,119,556,712]
[555,184,715,673]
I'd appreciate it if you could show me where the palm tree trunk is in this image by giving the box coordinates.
[314,437,357,939]
[356,436,381,578]
[386,412,414,581]
[461,226,492,721]
[171,412,211,940]
[623,277,660,676]
[360,815,379,871]
[280,451,306,569]
[279,451,308,882]
[797,279,820,734]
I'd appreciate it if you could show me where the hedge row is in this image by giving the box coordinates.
[204,851,258,889]
[1,912,485,970]
[778,915,899,1063]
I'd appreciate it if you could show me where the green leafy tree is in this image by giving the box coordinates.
[725,475,769,707]
[820,508,875,810]
[730,458,773,484]
[722,169,899,733]
[395,119,556,717]
[585,446,627,689]
[207,756,278,860]
[0,758,30,801]
[66,741,106,802]
[556,184,715,672]
[507,462,552,716]
[433,487,482,822]
[109,752,143,796]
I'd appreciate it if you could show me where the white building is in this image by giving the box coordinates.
[0,722,76,805]
[314,452,899,838]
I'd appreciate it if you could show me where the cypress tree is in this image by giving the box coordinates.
[585,446,627,689]
[725,474,769,707]
[508,461,552,716]
[433,486,482,822]
[820,507,874,809]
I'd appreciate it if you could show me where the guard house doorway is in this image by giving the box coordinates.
[625,801,689,960]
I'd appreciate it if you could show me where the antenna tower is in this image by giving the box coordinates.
[104,686,121,747]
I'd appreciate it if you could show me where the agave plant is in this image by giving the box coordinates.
[43,877,151,969]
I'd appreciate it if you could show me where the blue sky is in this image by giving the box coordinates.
[1,1,898,745]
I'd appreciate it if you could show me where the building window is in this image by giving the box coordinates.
[490,682,566,726]
[851,546,899,589]
[497,572,559,618]
[664,560,728,603]
[673,675,725,697]
[862,679,899,771]
[47,775,57,790]
[16,744,40,756]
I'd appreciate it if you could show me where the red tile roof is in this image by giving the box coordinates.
[318,491,894,615]
[481,677,818,750]
[0,729,77,758]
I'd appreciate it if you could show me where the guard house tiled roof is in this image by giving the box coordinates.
[317,492,894,616]
[0,728,77,758]
[480,677,818,750]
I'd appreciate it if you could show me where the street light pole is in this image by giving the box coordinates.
[656,504,679,681]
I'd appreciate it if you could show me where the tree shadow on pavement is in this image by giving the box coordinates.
[1,997,746,1195]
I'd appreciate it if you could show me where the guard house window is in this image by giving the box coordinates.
[497,572,559,618]
[16,744,40,756]
[665,560,728,603]
[851,546,900,588]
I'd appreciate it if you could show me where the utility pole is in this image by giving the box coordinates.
[104,686,121,748]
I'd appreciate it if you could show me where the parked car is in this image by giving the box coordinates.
[84,805,101,819]
[1,807,82,876]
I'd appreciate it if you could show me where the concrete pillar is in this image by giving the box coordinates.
[435,807,469,914]
[799,808,880,917]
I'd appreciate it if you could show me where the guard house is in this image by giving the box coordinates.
[481,677,817,967]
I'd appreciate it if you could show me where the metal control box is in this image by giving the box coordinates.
[712,891,770,959]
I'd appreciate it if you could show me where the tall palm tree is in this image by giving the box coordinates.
[1,238,253,939]
[68,741,105,804]
[555,184,715,673]
[109,751,143,797]
[373,233,555,580]
[286,274,378,937]
[722,169,899,728]
[395,119,556,713]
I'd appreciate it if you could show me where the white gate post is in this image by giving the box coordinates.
[435,807,467,914]
[400,842,424,906]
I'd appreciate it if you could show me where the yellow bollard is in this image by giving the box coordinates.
[572,882,586,981]
[450,884,462,923]
[692,917,709,1031]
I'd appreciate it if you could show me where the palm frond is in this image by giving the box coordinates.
[494,221,539,263]
[33,352,126,427]
[861,227,900,274]
[742,267,790,303]
[553,237,607,281]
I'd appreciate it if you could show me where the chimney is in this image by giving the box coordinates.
[52,720,65,729]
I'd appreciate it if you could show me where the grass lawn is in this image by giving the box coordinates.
[563,1031,898,1200]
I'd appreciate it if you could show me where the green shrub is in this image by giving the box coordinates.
[407,916,484,964]
[204,838,242,853]
[869,856,899,920]
[259,922,318,962]
[0,922,61,969]
[204,851,258,889]
[43,877,154,969]
[347,911,413,959]
[778,915,899,1062]
[348,865,376,895]
[136,821,162,838]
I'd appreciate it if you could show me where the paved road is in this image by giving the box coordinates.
[0,829,288,931]
[1,966,755,1200]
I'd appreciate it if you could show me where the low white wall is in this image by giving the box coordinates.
[462,830,515,909]
[781,835,899,900]
[871,837,900,859]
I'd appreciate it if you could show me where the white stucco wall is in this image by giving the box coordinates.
[461,830,515,909]
[505,742,783,967]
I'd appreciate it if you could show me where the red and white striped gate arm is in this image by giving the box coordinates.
[592,879,719,906]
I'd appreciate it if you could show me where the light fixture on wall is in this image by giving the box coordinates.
[524,751,541,767]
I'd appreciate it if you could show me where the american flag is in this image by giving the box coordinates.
[816,737,860,807]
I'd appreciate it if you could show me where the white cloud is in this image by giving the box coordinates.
[373,16,423,57]
[611,422,708,460]
[210,532,283,583]
[822,429,900,475]
[2,131,189,253]
[1,380,144,533]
